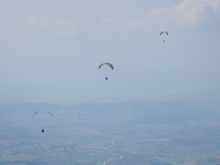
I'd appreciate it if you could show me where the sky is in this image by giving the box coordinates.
[0,0,220,104]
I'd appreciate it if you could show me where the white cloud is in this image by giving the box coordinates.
[54,20,81,37]
[25,15,81,38]
[26,17,45,25]
[148,0,220,27]
[101,18,145,31]
[210,0,220,14]
[127,20,145,28]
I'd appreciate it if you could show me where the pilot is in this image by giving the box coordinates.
[42,129,44,133]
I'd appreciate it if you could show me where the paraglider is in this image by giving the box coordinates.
[98,63,114,70]
[32,111,55,133]
[98,63,114,80]
[160,31,168,42]
[32,111,55,119]
[160,31,168,35]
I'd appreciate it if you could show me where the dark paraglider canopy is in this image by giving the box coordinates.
[32,111,55,119]
[98,63,114,70]
[32,111,55,133]
[99,63,114,80]
[160,31,168,35]
[160,31,168,42]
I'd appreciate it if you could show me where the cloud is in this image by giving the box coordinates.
[26,16,45,25]
[127,20,145,28]
[148,0,220,27]
[101,18,145,31]
[0,1,149,38]
[25,15,81,38]
[53,20,81,37]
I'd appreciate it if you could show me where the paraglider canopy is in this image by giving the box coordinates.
[160,31,168,42]
[32,111,55,133]
[98,63,114,70]
[32,111,55,119]
[160,31,168,35]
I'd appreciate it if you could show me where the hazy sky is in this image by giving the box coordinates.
[0,0,220,104]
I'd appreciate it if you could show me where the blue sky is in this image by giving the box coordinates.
[0,0,220,104]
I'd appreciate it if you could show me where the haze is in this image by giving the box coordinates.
[0,0,219,104]
[1,1,220,164]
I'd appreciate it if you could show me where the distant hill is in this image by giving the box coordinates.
[161,88,220,102]
[66,102,220,124]
[0,101,219,125]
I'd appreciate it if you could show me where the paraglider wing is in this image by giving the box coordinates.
[32,111,55,119]
[98,63,114,70]
[32,111,55,133]
[46,112,55,118]
[32,111,39,118]
[160,31,168,35]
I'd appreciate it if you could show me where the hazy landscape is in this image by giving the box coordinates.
[1,100,220,165]
[0,1,220,164]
